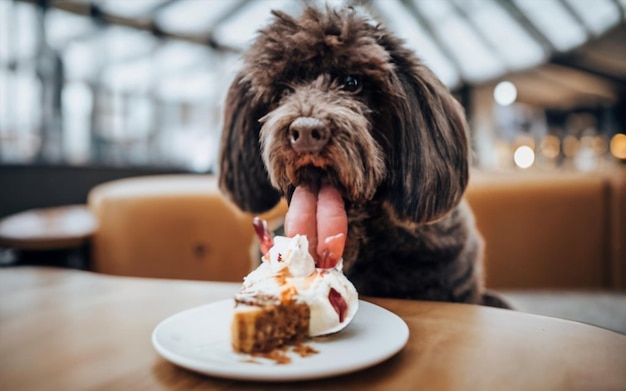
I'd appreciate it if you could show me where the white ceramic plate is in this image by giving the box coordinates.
[152,299,409,381]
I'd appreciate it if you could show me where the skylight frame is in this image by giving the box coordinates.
[563,0,622,36]
[100,0,172,19]
[413,0,506,83]
[453,0,546,72]
[377,0,461,87]
[154,0,237,36]
[211,0,302,50]
[512,0,588,52]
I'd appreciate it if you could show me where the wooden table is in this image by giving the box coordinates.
[0,205,97,270]
[1,267,624,390]
[0,205,97,250]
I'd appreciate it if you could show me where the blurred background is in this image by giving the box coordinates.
[0,0,625,331]
[1,0,625,178]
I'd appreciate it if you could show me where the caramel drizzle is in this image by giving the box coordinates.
[242,343,320,365]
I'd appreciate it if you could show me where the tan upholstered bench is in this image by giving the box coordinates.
[466,168,625,291]
[88,175,286,282]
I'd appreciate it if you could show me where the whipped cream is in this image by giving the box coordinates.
[235,235,359,336]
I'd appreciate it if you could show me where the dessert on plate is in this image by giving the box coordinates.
[231,219,358,353]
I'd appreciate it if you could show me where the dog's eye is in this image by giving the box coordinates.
[279,85,294,98]
[342,75,361,93]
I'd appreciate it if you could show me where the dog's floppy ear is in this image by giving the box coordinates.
[218,74,281,213]
[385,61,470,225]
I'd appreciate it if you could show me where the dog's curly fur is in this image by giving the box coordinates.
[219,6,509,308]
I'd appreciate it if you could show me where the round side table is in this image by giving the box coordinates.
[0,205,98,269]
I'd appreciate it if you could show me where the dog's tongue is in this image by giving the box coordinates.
[285,183,347,268]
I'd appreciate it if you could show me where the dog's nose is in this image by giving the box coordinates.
[289,117,329,153]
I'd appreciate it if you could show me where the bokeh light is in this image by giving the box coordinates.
[493,81,517,106]
[514,145,535,169]
[540,135,560,159]
[563,135,580,158]
[610,133,626,160]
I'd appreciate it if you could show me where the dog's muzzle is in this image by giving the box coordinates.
[289,117,329,153]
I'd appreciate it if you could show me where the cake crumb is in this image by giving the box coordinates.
[293,343,319,358]
[242,343,319,365]
[252,347,292,365]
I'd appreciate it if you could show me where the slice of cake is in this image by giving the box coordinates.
[231,234,358,354]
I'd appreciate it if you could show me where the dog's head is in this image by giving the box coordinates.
[219,6,469,225]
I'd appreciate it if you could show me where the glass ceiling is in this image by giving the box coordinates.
[2,0,624,90]
[0,0,624,170]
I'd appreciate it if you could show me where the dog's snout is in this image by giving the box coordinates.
[289,117,329,153]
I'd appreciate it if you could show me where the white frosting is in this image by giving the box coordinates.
[235,235,359,336]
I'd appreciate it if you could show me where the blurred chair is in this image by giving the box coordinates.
[88,175,286,282]
[466,168,626,291]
